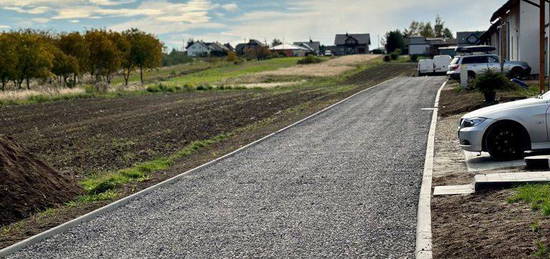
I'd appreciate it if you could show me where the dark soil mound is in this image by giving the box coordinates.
[0,136,82,226]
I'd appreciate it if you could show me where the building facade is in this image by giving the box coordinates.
[333,33,371,55]
[480,0,550,75]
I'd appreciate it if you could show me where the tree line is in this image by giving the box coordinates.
[384,15,454,54]
[0,28,163,91]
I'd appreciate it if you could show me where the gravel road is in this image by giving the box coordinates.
[9,76,445,258]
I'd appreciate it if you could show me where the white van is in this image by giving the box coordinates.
[418,59,434,76]
[433,55,452,73]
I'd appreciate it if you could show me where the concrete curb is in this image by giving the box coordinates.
[0,77,401,257]
[416,79,447,259]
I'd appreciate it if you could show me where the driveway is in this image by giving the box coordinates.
[9,76,445,258]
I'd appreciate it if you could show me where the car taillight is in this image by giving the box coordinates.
[450,64,459,71]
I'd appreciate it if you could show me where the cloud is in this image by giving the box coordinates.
[221,3,238,12]
[3,6,50,14]
[0,25,11,29]
[31,17,50,23]
[88,0,134,6]
[109,0,218,33]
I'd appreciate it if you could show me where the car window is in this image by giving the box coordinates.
[462,56,488,64]
[488,56,499,63]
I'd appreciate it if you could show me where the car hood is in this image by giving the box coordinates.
[463,97,546,119]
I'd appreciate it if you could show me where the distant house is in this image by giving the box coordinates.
[334,33,371,55]
[407,36,457,56]
[205,42,230,57]
[479,0,549,75]
[456,31,485,46]
[224,43,234,53]
[187,41,232,57]
[235,39,266,56]
[293,40,321,55]
[187,41,211,57]
[271,43,310,57]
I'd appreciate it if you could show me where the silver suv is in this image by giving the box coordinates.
[447,54,531,80]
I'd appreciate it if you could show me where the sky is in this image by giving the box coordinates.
[0,0,506,50]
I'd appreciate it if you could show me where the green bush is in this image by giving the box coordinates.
[383,55,391,62]
[475,70,513,94]
[409,55,419,62]
[475,69,514,103]
[297,55,322,65]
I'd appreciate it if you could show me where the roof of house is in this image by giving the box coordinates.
[479,19,501,42]
[206,42,229,52]
[294,41,321,51]
[490,0,519,22]
[334,34,371,45]
[270,43,309,51]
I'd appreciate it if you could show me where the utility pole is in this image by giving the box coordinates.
[540,0,546,93]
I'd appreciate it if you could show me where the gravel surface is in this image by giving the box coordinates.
[9,76,445,258]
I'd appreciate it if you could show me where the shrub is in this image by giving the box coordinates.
[383,55,391,62]
[297,55,322,65]
[196,84,213,91]
[226,51,238,62]
[474,69,514,103]
[410,55,419,62]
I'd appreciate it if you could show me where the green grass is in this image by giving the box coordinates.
[158,57,303,87]
[80,134,230,195]
[509,184,550,216]
[534,241,550,257]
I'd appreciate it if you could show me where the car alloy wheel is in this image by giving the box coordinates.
[487,126,523,160]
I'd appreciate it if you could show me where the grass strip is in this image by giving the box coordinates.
[80,134,230,196]
[509,184,550,216]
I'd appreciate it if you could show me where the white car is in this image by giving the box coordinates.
[447,54,531,80]
[458,94,550,160]
[433,55,451,73]
[418,59,434,76]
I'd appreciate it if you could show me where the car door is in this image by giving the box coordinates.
[487,56,501,72]
[461,56,488,74]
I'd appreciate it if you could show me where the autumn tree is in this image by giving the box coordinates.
[56,32,89,85]
[51,47,79,87]
[13,31,54,89]
[85,29,122,84]
[124,28,163,84]
[0,33,18,90]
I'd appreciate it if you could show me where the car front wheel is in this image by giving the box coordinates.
[486,125,525,160]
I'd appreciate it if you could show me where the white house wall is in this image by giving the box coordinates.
[187,44,210,57]
[519,1,543,74]
[409,44,430,55]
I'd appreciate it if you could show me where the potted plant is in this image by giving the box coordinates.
[474,69,513,104]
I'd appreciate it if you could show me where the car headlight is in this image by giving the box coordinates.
[460,117,487,128]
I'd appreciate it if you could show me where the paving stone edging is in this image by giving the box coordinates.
[416,80,447,259]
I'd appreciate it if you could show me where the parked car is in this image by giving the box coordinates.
[418,59,434,76]
[447,54,531,80]
[458,93,550,160]
[433,55,452,73]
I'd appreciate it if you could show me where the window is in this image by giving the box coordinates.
[462,56,488,64]
[488,56,499,63]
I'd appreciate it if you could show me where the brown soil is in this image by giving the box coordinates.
[0,136,81,226]
[433,189,550,258]
[439,82,530,118]
[0,62,415,249]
